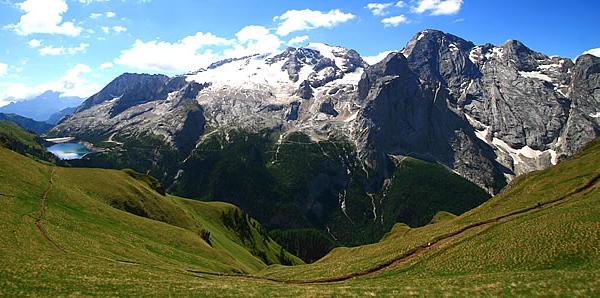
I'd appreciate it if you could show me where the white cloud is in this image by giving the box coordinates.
[112,25,127,33]
[27,39,42,48]
[366,3,393,16]
[106,11,116,18]
[274,9,355,36]
[90,12,103,19]
[395,1,406,8]
[78,0,110,4]
[0,64,100,105]
[115,26,286,72]
[0,63,7,77]
[287,35,309,46]
[5,0,83,36]
[53,64,99,97]
[39,43,89,56]
[583,48,600,57]
[363,51,395,64]
[99,62,113,70]
[381,15,409,27]
[39,46,63,56]
[225,25,283,57]
[115,32,234,72]
[100,25,126,34]
[411,0,463,15]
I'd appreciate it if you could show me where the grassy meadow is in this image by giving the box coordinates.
[0,122,598,296]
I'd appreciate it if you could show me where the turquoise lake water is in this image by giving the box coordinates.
[47,143,92,160]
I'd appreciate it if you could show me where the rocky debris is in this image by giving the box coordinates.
[319,99,339,117]
[294,80,313,99]
[286,101,300,121]
[268,47,322,82]
[308,65,344,88]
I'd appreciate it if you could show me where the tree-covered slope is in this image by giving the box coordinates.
[169,129,490,262]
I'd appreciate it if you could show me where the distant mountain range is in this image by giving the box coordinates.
[50,29,600,261]
[0,91,83,123]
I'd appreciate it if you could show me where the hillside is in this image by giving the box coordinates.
[0,113,53,134]
[1,131,598,295]
[0,139,302,294]
[0,120,56,162]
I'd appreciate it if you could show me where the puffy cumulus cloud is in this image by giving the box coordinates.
[114,32,233,72]
[366,3,393,16]
[115,26,287,72]
[39,43,89,56]
[287,35,309,46]
[5,0,83,36]
[90,12,103,19]
[99,62,114,70]
[224,25,283,58]
[0,62,7,77]
[381,15,409,27]
[106,11,116,18]
[583,48,600,57]
[411,0,463,15]
[363,51,395,64]
[0,64,100,106]
[27,39,42,48]
[274,9,355,36]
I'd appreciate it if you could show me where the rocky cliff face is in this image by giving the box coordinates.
[53,74,207,151]
[52,31,599,193]
[355,30,599,191]
[353,52,503,193]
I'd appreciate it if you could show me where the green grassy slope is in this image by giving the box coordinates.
[1,124,598,296]
[0,120,56,162]
[0,145,302,286]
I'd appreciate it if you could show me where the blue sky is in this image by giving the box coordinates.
[0,0,598,105]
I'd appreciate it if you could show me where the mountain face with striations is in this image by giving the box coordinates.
[51,30,600,260]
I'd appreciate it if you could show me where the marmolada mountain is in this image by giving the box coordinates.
[1,27,599,296]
